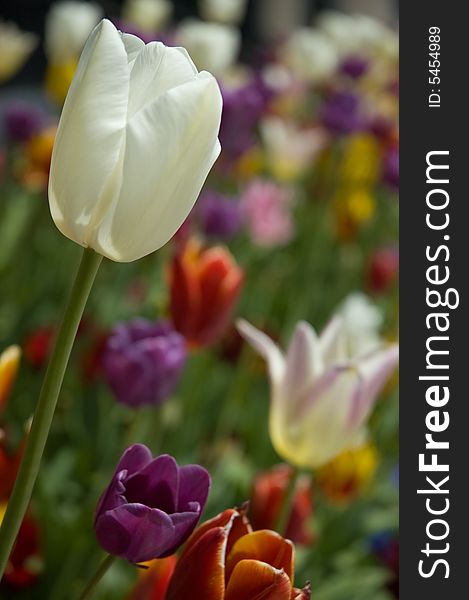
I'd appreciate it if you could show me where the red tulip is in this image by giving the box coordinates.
[165,506,310,600]
[250,465,314,545]
[0,439,22,502]
[0,506,41,588]
[24,327,54,370]
[368,245,399,294]
[169,240,244,347]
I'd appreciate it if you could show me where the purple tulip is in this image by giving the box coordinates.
[4,102,44,143]
[219,78,272,162]
[102,319,186,408]
[340,55,369,79]
[95,445,210,563]
[197,191,242,240]
[320,91,362,135]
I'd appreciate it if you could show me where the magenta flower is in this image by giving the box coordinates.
[95,445,210,563]
[102,319,186,408]
[240,179,294,248]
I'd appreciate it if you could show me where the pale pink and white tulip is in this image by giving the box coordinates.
[237,299,398,468]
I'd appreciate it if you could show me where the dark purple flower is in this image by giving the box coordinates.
[219,78,272,161]
[102,319,186,408]
[320,91,362,135]
[95,445,210,563]
[382,147,399,190]
[4,102,44,143]
[340,55,369,79]
[197,191,242,240]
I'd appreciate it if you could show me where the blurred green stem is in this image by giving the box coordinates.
[0,248,103,578]
[78,554,116,600]
[274,467,302,536]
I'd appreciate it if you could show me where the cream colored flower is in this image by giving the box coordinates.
[0,20,37,82]
[49,20,223,262]
[237,299,398,469]
[175,19,240,75]
[122,0,173,33]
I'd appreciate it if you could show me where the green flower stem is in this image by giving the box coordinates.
[0,247,103,578]
[78,555,116,600]
[274,467,303,537]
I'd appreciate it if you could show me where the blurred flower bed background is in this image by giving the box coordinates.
[0,0,398,598]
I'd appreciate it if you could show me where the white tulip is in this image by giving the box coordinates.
[176,19,240,75]
[48,19,223,262]
[198,0,247,25]
[45,1,102,61]
[282,27,339,83]
[338,292,383,356]
[260,116,327,181]
[0,20,37,82]
[122,0,173,33]
[237,303,398,468]
[317,10,398,60]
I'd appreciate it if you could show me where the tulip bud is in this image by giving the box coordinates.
[101,319,187,408]
[250,465,313,545]
[169,239,244,347]
[95,445,210,563]
[48,19,223,262]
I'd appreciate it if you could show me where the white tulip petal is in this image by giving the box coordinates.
[92,71,222,261]
[319,316,347,364]
[271,365,362,468]
[49,19,130,247]
[121,31,145,63]
[350,344,399,428]
[127,43,198,117]
[284,321,322,398]
[236,319,285,387]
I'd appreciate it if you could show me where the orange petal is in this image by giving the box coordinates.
[292,583,312,599]
[165,527,227,600]
[181,507,251,561]
[169,251,201,339]
[226,530,294,585]
[226,559,292,600]
[0,346,21,412]
[129,555,177,600]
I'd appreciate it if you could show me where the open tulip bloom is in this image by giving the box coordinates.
[237,316,398,469]
[49,18,223,262]
[95,445,210,563]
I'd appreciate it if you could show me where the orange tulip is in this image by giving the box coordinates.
[250,465,314,545]
[165,506,310,600]
[0,346,21,413]
[129,556,177,600]
[169,240,244,347]
[0,346,23,501]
